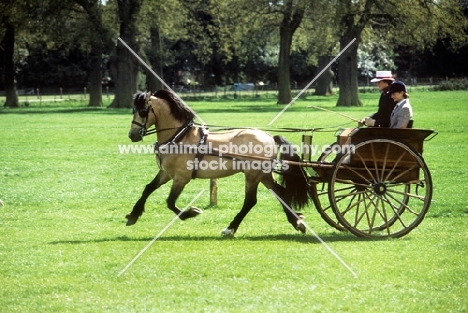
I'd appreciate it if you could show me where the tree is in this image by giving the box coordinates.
[298,1,339,96]
[334,0,468,107]
[0,0,36,107]
[75,0,107,107]
[276,0,306,104]
[334,0,374,107]
[314,56,334,95]
[1,22,18,107]
[138,0,190,91]
[109,0,142,108]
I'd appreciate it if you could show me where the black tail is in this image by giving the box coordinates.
[274,135,309,209]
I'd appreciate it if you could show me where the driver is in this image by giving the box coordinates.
[359,70,396,127]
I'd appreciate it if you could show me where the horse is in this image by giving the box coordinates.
[126,90,310,236]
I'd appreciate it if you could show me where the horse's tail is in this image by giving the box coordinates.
[274,135,309,210]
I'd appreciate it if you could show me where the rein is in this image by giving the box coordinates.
[192,122,354,133]
[154,120,194,151]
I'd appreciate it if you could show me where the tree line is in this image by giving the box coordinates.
[1,0,467,108]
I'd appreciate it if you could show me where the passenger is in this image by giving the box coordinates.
[359,70,396,127]
[389,81,413,128]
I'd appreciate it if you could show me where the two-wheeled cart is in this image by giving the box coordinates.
[299,127,437,239]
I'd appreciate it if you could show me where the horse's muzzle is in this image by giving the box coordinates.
[128,129,144,142]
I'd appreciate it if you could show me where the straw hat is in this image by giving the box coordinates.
[370,71,394,83]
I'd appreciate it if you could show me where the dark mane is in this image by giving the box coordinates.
[133,92,147,109]
[153,89,195,122]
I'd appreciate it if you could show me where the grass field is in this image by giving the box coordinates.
[1,90,467,312]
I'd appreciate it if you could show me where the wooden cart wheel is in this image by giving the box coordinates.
[309,143,347,232]
[328,139,432,238]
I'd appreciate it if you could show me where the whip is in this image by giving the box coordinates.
[306,105,361,123]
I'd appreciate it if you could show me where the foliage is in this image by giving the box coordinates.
[0,91,467,311]
[2,0,468,106]
[433,79,468,91]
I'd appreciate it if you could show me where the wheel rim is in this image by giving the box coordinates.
[328,139,432,238]
[309,143,347,231]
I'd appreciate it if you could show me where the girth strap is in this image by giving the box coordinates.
[191,126,209,179]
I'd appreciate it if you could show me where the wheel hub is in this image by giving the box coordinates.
[373,182,387,196]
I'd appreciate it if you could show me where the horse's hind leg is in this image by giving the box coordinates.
[221,177,259,236]
[263,177,306,233]
[126,170,171,226]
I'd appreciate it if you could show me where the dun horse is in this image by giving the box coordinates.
[126,90,309,235]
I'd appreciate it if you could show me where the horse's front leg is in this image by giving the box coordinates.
[126,170,171,226]
[166,179,203,220]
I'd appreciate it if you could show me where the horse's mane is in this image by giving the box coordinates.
[153,90,195,122]
[133,92,147,109]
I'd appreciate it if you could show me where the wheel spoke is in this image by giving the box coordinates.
[348,193,369,227]
[354,151,377,183]
[382,195,409,228]
[389,164,420,183]
[385,191,420,217]
[340,190,368,218]
[383,150,409,182]
[387,187,426,202]
[334,187,368,201]
[364,193,378,231]
[379,144,391,182]
[376,197,391,235]
[337,162,374,185]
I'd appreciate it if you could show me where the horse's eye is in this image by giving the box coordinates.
[139,109,148,118]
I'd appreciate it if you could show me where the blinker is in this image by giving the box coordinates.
[133,106,148,118]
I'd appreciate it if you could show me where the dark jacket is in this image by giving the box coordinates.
[370,86,396,127]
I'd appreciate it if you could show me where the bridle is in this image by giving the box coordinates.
[131,96,154,137]
[131,93,194,141]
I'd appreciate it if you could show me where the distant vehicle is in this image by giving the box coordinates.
[17,88,35,95]
[230,83,255,91]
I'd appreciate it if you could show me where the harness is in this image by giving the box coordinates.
[191,125,209,179]
[150,119,209,179]
[153,120,194,153]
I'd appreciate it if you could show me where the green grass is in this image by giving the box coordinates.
[1,90,467,312]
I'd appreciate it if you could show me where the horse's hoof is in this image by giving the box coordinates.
[189,206,203,217]
[125,214,138,226]
[220,228,236,237]
[180,207,203,220]
[296,220,306,234]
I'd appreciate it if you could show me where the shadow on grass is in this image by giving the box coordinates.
[48,231,393,245]
[0,107,130,115]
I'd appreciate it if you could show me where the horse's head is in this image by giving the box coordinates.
[128,91,154,142]
[128,89,196,142]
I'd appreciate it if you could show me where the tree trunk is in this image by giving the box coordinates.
[277,26,293,104]
[336,36,363,107]
[145,26,163,91]
[109,0,142,108]
[88,40,103,106]
[88,1,103,107]
[314,55,334,96]
[2,23,19,108]
[276,0,305,105]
